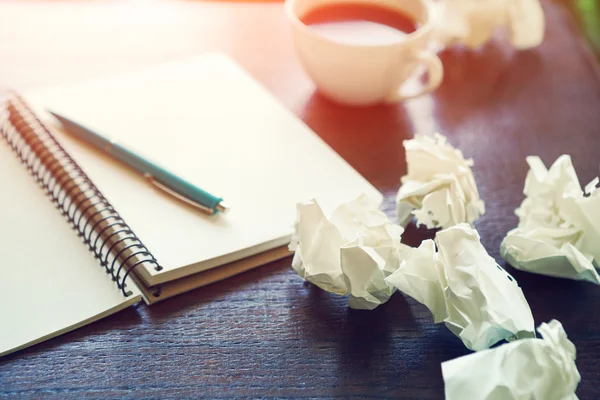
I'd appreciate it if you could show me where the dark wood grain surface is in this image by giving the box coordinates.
[1,0,599,398]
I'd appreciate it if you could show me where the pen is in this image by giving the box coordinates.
[49,111,228,215]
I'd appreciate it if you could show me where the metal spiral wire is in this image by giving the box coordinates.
[0,93,162,297]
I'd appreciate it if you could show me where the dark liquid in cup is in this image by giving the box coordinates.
[301,3,419,45]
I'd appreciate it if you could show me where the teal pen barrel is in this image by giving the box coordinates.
[49,112,224,213]
[109,143,223,210]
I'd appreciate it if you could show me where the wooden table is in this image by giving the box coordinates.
[1,0,599,398]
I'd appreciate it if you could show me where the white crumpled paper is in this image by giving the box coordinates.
[432,0,545,50]
[289,194,408,310]
[501,155,600,284]
[386,223,535,351]
[442,319,581,400]
[396,133,485,230]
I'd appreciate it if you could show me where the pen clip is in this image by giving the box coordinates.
[143,173,215,215]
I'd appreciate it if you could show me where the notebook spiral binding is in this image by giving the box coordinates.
[0,93,162,297]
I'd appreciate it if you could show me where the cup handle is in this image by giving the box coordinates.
[386,51,444,102]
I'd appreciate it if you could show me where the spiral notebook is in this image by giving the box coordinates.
[0,54,382,356]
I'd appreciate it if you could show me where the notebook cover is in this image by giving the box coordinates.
[136,246,291,304]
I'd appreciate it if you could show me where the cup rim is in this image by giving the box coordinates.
[284,0,434,49]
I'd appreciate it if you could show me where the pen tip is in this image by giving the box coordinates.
[47,110,63,122]
[216,202,229,214]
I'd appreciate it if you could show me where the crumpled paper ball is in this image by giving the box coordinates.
[386,223,535,351]
[289,194,407,310]
[432,0,545,50]
[396,133,485,230]
[501,155,600,284]
[442,320,581,400]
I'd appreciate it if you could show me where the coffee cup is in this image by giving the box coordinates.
[285,0,444,106]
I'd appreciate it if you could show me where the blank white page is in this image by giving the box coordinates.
[24,53,383,285]
[0,143,140,357]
